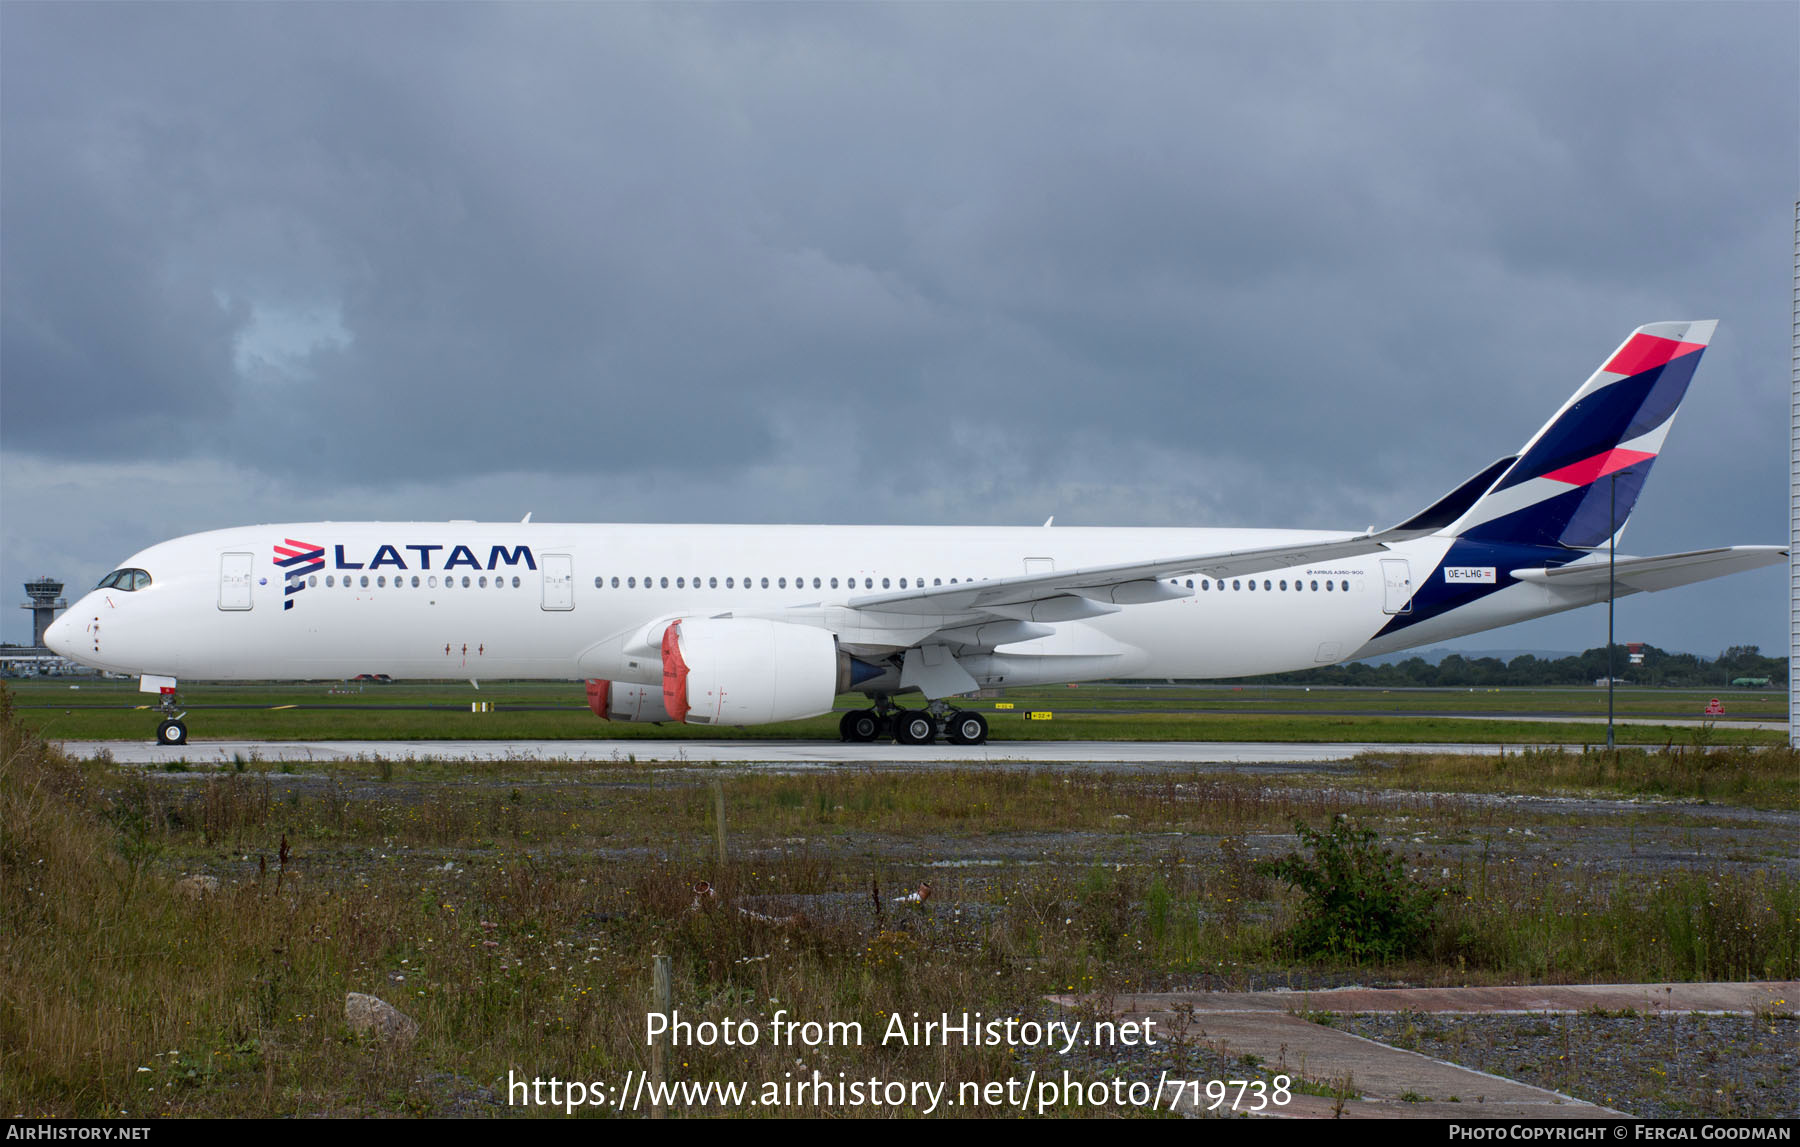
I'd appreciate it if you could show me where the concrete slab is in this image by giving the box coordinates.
[1097,981,1800,1017]
[1056,982,1797,1119]
[1156,1011,1617,1117]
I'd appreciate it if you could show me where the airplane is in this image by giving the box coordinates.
[44,320,1785,747]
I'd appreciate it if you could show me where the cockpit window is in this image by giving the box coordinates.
[97,568,152,591]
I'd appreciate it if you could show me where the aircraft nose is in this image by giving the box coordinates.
[44,610,78,657]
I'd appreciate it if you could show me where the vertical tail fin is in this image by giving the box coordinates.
[1440,320,1716,549]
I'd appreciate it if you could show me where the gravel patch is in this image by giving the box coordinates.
[1334,1011,1798,1118]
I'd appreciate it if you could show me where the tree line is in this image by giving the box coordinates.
[1208,644,1787,688]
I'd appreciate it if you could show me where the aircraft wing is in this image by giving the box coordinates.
[842,531,1398,619]
[1510,546,1788,595]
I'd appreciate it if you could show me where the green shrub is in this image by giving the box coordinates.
[1258,815,1439,963]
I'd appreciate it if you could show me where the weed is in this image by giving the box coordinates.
[1258,815,1440,963]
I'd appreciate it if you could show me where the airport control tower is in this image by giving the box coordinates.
[22,579,67,649]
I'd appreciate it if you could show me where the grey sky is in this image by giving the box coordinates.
[3,2,1795,657]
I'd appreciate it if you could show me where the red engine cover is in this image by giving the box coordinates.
[660,622,690,723]
[584,678,612,718]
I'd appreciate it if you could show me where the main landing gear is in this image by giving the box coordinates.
[838,697,989,746]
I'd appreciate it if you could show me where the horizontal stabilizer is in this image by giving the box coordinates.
[1510,545,1786,594]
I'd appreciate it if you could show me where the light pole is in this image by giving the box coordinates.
[1607,471,1616,753]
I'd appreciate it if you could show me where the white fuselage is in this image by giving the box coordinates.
[47,521,1594,688]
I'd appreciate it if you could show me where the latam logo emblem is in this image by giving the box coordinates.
[273,539,327,610]
[272,540,538,614]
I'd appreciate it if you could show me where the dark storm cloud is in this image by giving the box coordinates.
[3,2,1794,650]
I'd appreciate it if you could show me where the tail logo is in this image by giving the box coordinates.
[1453,322,1712,550]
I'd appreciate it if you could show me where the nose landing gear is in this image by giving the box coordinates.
[152,683,187,746]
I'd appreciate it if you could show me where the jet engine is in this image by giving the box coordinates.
[585,678,672,722]
[661,617,874,726]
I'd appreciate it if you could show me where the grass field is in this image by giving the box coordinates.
[7,677,1785,745]
[3,687,1796,1117]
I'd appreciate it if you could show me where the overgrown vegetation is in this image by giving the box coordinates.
[1258,816,1441,964]
[4,684,1796,1117]
[1357,744,1800,809]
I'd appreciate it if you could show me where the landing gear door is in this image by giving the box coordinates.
[541,553,574,611]
[1380,558,1413,615]
[219,552,254,611]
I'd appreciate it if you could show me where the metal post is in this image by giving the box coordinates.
[1790,201,1800,747]
[1608,471,1616,752]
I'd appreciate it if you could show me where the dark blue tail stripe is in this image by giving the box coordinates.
[1464,457,1657,549]
[1495,353,1699,491]
[1555,458,1656,548]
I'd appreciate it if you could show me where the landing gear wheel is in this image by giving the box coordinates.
[840,709,884,743]
[944,710,988,746]
[156,719,188,746]
[893,711,937,746]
